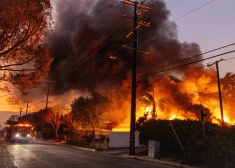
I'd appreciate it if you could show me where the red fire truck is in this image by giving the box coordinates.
[5,123,32,143]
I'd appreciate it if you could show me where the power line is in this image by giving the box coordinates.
[43,51,235,111]
[65,22,131,77]
[142,49,235,78]
[169,0,187,10]
[58,20,127,78]
[55,0,216,81]
[170,0,216,22]
[224,56,235,61]
[51,18,126,74]
[52,25,102,73]
[72,27,130,79]
[59,48,235,108]
[167,0,180,7]
[144,42,235,74]
[76,35,129,78]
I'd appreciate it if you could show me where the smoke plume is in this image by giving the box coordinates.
[48,0,201,92]
[42,0,227,125]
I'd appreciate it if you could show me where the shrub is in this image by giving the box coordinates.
[138,119,235,167]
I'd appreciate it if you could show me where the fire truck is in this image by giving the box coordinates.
[5,115,32,143]
[5,123,32,143]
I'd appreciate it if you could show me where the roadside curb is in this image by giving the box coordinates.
[41,142,198,167]
[121,154,200,168]
[63,144,96,152]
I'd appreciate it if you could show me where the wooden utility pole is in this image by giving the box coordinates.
[19,107,23,117]
[24,101,31,115]
[42,81,56,112]
[121,0,151,155]
[151,88,156,119]
[207,59,224,125]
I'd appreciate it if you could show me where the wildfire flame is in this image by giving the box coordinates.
[112,124,130,132]
[145,107,152,119]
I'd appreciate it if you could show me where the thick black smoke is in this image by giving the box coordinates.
[47,0,202,95]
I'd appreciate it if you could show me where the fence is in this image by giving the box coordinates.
[71,129,110,143]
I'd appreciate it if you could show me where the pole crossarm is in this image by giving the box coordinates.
[121,0,151,10]
[123,15,150,37]
[122,45,149,54]
[207,58,223,67]
[123,15,150,27]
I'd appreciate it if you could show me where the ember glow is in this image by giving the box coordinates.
[109,67,235,130]
[145,107,152,119]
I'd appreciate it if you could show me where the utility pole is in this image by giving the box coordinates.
[152,88,156,119]
[207,59,224,126]
[41,81,55,139]
[24,101,31,115]
[19,107,24,117]
[121,0,151,155]
[42,81,56,112]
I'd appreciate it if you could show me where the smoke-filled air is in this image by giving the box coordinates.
[25,0,235,127]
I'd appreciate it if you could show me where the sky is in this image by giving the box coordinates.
[167,0,235,76]
[1,0,235,124]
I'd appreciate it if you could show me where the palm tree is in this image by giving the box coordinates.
[139,88,156,119]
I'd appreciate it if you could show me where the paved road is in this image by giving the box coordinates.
[0,139,174,168]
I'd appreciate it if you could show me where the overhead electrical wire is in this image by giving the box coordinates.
[71,27,131,79]
[52,25,102,73]
[170,0,216,22]
[58,20,128,78]
[55,0,216,80]
[142,49,235,78]
[75,35,130,78]
[169,0,187,10]
[53,46,235,108]
[90,47,235,95]
[8,0,221,107]
[144,42,235,74]
[223,56,235,61]
[167,0,180,7]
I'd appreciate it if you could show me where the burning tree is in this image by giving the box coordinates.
[139,89,156,119]
[0,0,53,94]
[71,92,112,138]
[44,106,67,140]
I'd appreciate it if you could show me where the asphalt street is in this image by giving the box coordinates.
[0,139,174,168]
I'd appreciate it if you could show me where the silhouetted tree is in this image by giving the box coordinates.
[0,0,53,94]
[44,106,67,140]
[71,92,112,138]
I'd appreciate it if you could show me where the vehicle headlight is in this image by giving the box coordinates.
[27,134,31,137]
[15,134,19,137]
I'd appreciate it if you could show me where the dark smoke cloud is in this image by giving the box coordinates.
[40,0,226,125]
[47,0,202,96]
